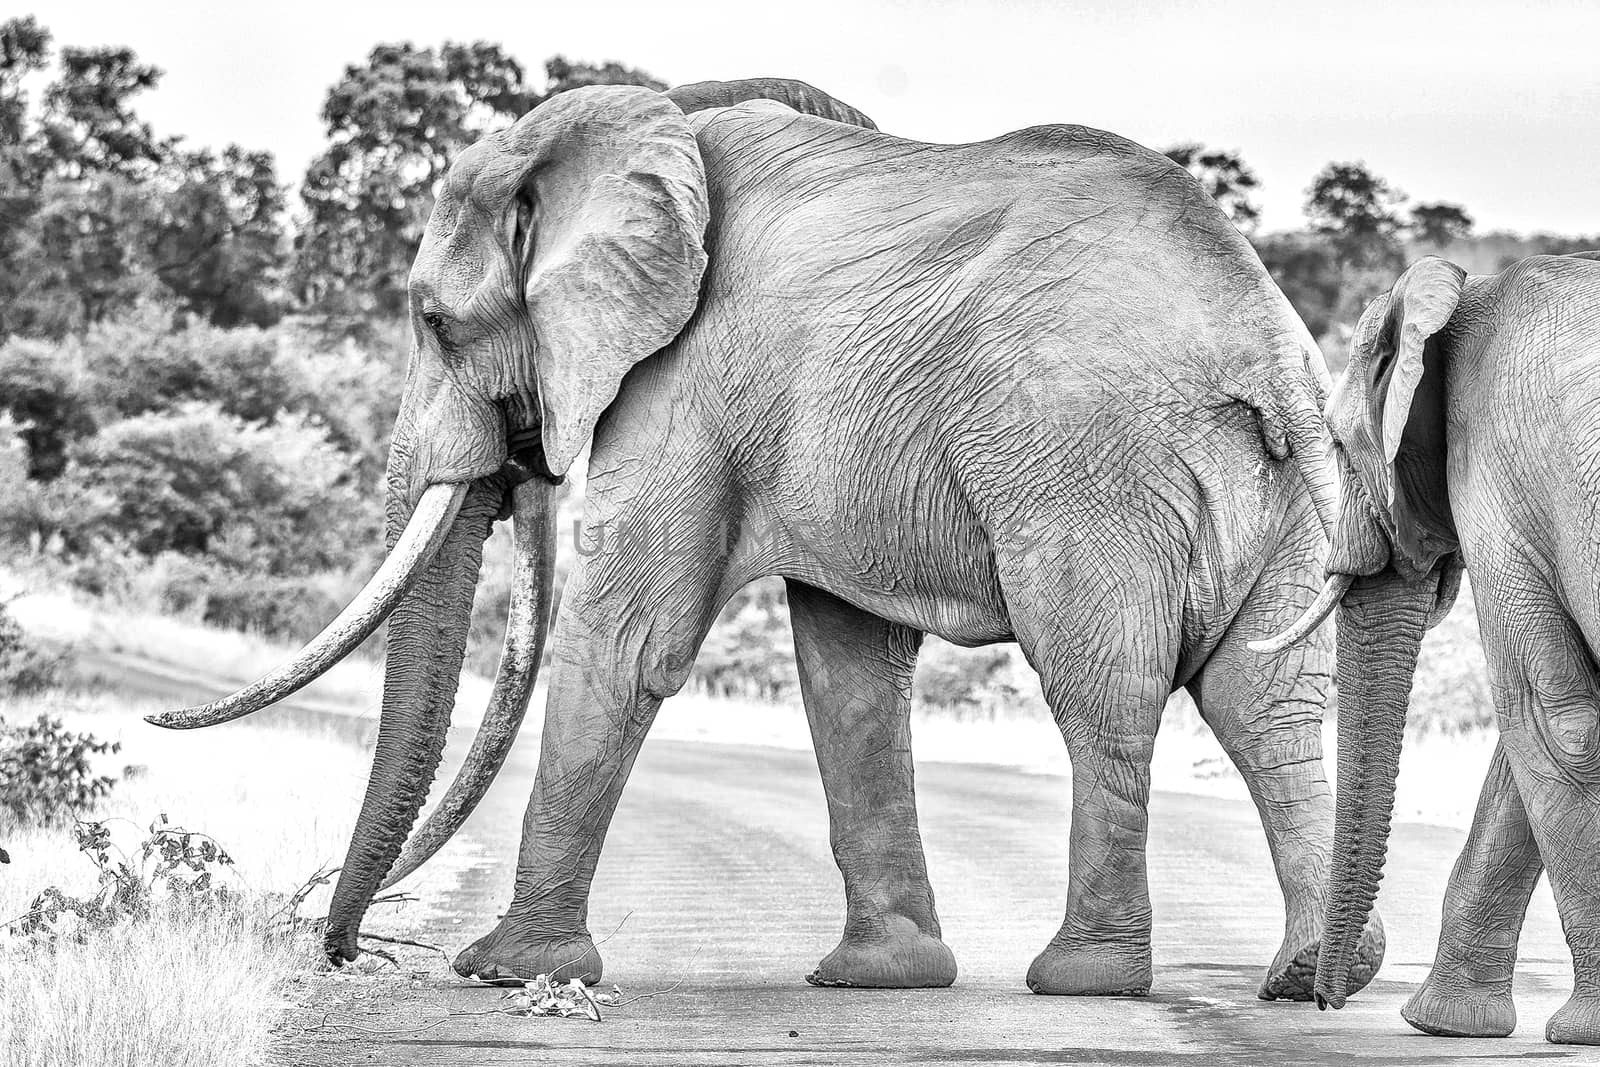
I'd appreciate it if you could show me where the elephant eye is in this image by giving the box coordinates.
[421,311,460,358]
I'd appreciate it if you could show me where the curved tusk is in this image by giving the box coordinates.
[147,483,470,730]
[1247,573,1355,655]
[379,478,557,889]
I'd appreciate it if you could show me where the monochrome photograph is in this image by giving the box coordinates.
[0,1,1596,1063]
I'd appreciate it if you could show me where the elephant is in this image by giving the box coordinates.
[155,77,1386,999]
[1253,253,1600,1043]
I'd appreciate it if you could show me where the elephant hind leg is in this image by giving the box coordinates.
[1401,739,1539,1038]
[787,581,956,989]
[1471,576,1600,1044]
[999,554,1182,997]
[1186,527,1385,1001]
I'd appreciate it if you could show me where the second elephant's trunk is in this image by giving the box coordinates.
[1315,570,1436,1008]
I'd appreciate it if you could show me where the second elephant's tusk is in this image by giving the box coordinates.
[1247,573,1355,655]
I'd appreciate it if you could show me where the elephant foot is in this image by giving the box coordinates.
[1546,993,1600,1045]
[1026,937,1151,996]
[1259,909,1386,1001]
[1400,977,1516,1038]
[805,913,956,989]
[452,923,601,984]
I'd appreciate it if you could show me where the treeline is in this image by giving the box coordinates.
[1166,147,1597,371]
[0,15,1593,710]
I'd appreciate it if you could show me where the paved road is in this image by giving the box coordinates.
[83,651,1580,1065]
[275,724,1580,1065]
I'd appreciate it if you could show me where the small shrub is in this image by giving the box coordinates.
[14,816,235,939]
[0,715,120,827]
[0,600,60,696]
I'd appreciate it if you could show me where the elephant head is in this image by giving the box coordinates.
[147,80,878,965]
[1252,255,1469,1008]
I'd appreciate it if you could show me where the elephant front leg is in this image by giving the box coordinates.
[453,524,732,983]
[1401,739,1542,1038]
[787,581,956,989]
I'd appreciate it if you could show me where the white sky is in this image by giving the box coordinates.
[35,0,1600,234]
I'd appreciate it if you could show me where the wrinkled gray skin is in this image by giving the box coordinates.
[1298,253,1600,1044]
[263,80,1389,998]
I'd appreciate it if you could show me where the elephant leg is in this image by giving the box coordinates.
[787,581,956,989]
[1465,583,1600,1044]
[1005,554,1179,997]
[1401,739,1542,1038]
[1491,629,1600,1042]
[1187,536,1383,1001]
[452,515,734,983]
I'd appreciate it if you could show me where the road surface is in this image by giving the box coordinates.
[279,735,1581,1065]
[86,652,1581,1065]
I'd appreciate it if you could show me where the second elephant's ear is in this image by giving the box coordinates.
[1364,256,1467,575]
[500,86,709,476]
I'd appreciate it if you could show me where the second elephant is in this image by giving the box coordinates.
[1262,252,1600,1044]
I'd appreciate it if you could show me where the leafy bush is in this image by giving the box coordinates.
[65,402,373,574]
[0,598,60,696]
[78,306,303,424]
[914,641,1030,720]
[150,555,345,640]
[693,580,797,701]
[0,714,120,827]
[0,337,96,480]
[15,816,234,938]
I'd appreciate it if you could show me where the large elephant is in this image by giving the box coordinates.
[1255,253,1600,1043]
[157,79,1384,999]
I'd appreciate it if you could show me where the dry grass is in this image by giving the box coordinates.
[0,682,376,1067]
[0,908,316,1067]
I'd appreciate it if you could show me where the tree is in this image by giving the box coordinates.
[544,55,666,96]
[24,174,161,330]
[0,338,95,480]
[150,146,287,327]
[1164,142,1262,231]
[1304,161,1405,269]
[0,17,53,338]
[295,42,663,319]
[39,45,167,178]
[1410,201,1474,246]
[1252,232,1344,342]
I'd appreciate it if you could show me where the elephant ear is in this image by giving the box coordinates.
[499,86,709,477]
[665,77,878,130]
[1361,256,1467,576]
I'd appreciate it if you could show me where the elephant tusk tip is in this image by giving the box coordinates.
[145,710,185,729]
[1246,636,1288,656]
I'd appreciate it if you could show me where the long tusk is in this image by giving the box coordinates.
[379,478,557,889]
[146,483,470,730]
[1247,573,1355,655]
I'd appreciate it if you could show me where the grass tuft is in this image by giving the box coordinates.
[0,906,316,1067]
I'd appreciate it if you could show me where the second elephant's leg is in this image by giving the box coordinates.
[787,581,956,988]
[1472,583,1600,1045]
[1401,739,1542,1038]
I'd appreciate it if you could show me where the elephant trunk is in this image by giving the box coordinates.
[1315,570,1435,1009]
[379,476,560,891]
[322,475,502,964]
